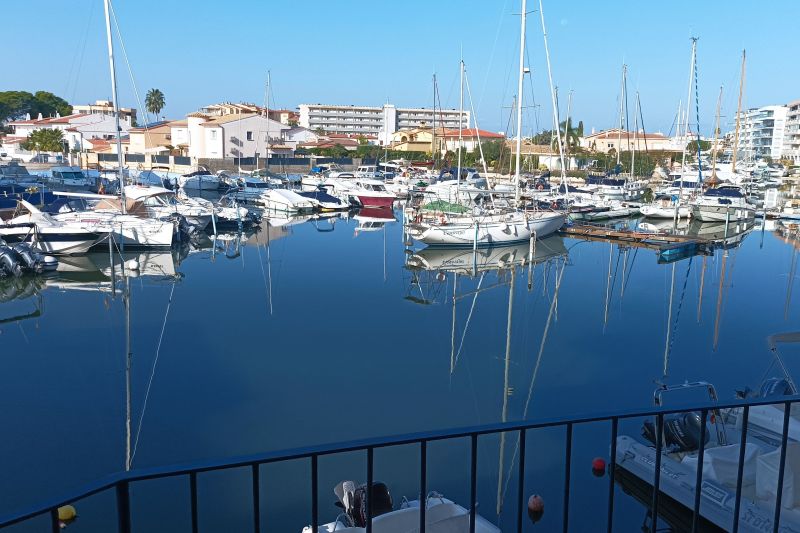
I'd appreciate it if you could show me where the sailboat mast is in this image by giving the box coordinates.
[538,0,568,199]
[616,65,626,167]
[563,90,573,172]
[631,92,639,178]
[457,58,464,188]
[711,85,723,180]
[432,73,437,163]
[681,39,697,171]
[265,70,271,171]
[103,0,126,213]
[732,50,746,174]
[514,0,527,203]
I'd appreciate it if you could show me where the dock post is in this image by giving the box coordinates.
[725,209,730,239]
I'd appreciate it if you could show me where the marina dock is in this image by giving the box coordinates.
[560,223,715,259]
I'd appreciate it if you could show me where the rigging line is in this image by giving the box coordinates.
[463,70,488,174]
[108,0,154,148]
[478,0,510,110]
[668,256,694,356]
[65,0,96,100]
[130,281,176,463]
[622,247,639,295]
[453,272,486,371]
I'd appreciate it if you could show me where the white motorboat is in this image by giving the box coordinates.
[690,185,756,222]
[259,188,316,213]
[303,481,499,533]
[45,166,95,188]
[190,195,258,227]
[322,178,396,208]
[177,168,220,191]
[640,194,692,219]
[296,186,350,211]
[580,199,640,221]
[406,209,565,247]
[0,200,102,254]
[50,193,176,248]
[124,185,213,230]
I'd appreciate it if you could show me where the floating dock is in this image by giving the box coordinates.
[559,223,714,261]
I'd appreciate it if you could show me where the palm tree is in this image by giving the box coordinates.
[145,88,165,121]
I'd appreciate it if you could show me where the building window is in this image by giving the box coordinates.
[210,130,217,140]
[246,131,253,141]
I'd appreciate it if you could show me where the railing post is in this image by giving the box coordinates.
[563,423,573,533]
[190,472,198,533]
[50,509,60,533]
[116,481,131,533]
[651,413,664,533]
[517,429,527,533]
[773,402,792,532]
[420,441,427,533]
[691,409,708,533]
[366,447,374,533]
[252,464,261,533]
[311,456,318,533]
[732,406,749,533]
[607,418,618,533]
[470,434,478,533]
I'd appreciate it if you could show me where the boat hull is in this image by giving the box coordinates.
[0,229,101,254]
[179,176,221,190]
[407,212,564,247]
[691,204,755,222]
[355,194,394,208]
[640,205,691,219]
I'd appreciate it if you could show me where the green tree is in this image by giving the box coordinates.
[31,91,72,118]
[686,139,711,154]
[145,88,166,119]
[21,128,65,153]
[314,127,325,135]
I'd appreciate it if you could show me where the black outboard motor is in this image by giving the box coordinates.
[333,480,393,527]
[0,245,23,277]
[642,411,709,453]
[11,243,45,274]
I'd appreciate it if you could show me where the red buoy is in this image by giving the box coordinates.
[592,457,606,477]
[527,494,544,523]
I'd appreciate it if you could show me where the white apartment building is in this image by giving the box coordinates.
[734,105,787,161]
[298,103,469,145]
[783,99,800,164]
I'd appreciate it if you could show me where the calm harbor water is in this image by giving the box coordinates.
[1,207,798,532]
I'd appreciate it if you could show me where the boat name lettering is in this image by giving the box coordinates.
[700,481,727,506]
[636,454,681,480]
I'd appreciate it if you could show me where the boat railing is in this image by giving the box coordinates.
[2,394,800,532]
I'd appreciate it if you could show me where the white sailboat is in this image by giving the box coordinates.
[406,8,564,247]
[0,200,102,254]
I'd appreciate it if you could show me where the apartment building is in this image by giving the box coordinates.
[734,105,788,160]
[783,99,800,164]
[298,103,469,145]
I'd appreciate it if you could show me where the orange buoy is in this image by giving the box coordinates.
[527,494,544,523]
[592,457,606,477]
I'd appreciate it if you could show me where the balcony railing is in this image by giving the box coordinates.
[2,395,799,533]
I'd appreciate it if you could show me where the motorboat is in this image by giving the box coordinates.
[580,199,640,221]
[296,186,350,211]
[406,209,565,247]
[322,178,395,208]
[50,194,175,248]
[0,200,103,254]
[302,481,499,533]
[690,185,756,222]
[45,166,95,188]
[124,185,213,230]
[640,194,691,219]
[584,174,648,201]
[176,168,220,191]
[0,162,36,185]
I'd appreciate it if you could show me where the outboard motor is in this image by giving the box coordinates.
[333,480,393,527]
[11,243,45,274]
[642,411,709,453]
[0,245,23,277]
[759,378,794,398]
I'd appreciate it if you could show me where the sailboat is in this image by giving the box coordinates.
[405,8,564,247]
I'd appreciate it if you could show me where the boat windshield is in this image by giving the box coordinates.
[57,171,86,181]
[143,194,174,207]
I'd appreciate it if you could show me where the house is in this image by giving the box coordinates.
[389,127,436,152]
[579,128,672,153]
[3,111,133,161]
[439,128,506,153]
[185,111,290,159]
[128,120,187,155]
[388,127,505,153]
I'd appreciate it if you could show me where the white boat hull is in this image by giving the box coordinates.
[178,175,221,190]
[407,211,565,247]
[640,205,691,219]
[0,227,101,254]
[691,204,755,222]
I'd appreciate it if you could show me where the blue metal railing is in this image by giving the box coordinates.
[3,395,800,532]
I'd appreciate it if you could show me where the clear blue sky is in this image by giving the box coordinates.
[3,0,798,135]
